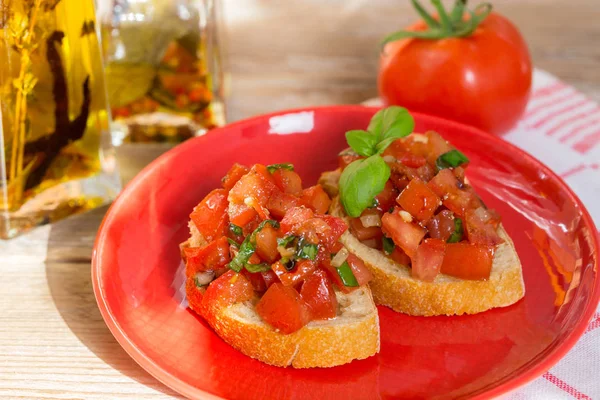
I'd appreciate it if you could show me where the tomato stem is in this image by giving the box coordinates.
[381,0,492,47]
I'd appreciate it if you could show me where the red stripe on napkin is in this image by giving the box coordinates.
[543,372,592,400]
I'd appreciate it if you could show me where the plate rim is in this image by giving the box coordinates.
[92,105,600,400]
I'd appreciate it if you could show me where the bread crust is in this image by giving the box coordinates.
[186,279,380,368]
[330,197,525,316]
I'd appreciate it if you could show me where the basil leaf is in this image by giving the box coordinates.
[245,263,271,273]
[267,163,294,173]
[382,236,395,255]
[228,219,280,272]
[345,130,377,157]
[296,238,318,260]
[447,218,464,243]
[368,106,414,142]
[277,235,296,247]
[227,238,239,247]
[339,155,390,218]
[229,223,243,237]
[436,150,469,170]
[375,113,415,154]
[336,261,359,287]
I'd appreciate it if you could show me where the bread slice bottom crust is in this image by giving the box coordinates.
[186,279,380,368]
[330,197,525,316]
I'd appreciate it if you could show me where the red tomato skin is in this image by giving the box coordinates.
[255,224,279,263]
[441,243,494,280]
[349,216,383,242]
[266,191,301,219]
[319,215,348,247]
[241,269,267,293]
[228,203,258,228]
[374,180,399,212]
[397,178,441,222]
[465,207,505,246]
[261,270,278,289]
[272,169,303,195]
[190,189,229,241]
[280,206,315,233]
[272,259,317,287]
[346,254,373,286]
[389,246,411,266]
[222,163,249,191]
[300,270,338,320]
[301,185,332,214]
[202,270,255,309]
[412,238,446,282]
[379,13,532,135]
[256,283,310,334]
[228,164,278,215]
[426,210,456,241]
[381,210,427,258]
[184,236,231,276]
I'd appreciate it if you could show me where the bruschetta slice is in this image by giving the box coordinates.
[181,163,379,368]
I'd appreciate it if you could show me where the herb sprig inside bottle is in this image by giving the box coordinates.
[339,106,415,218]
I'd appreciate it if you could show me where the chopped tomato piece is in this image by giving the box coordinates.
[426,131,453,164]
[346,254,373,286]
[300,270,338,320]
[374,180,398,212]
[256,283,310,334]
[272,259,317,287]
[397,179,440,222]
[412,239,445,282]
[228,164,277,212]
[426,210,456,241]
[381,209,427,258]
[338,151,361,169]
[266,190,301,219]
[184,236,231,276]
[319,215,348,247]
[202,270,254,309]
[255,224,279,263]
[349,217,382,241]
[389,173,410,192]
[280,206,315,233]
[330,241,344,253]
[399,152,427,168]
[428,169,459,198]
[415,163,436,182]
[241,269,267,292]
[272,169,303,195]
[301,185,332,214]
[428,169,473,217]
[228,203,258,227]
[403,135,429,158]
[389,246,411,265]
[441,243,494,280]
[465,208,504,246]
[221,163,249,191]
[190,189,229,241]
[262,270,279,289]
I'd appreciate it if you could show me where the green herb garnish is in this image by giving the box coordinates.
[227,238,240,247]
[228,220,280,272]
[336,261,359,287]
[436,150,469,171]
[229,223,243,237]
[277,235,297,247]
[267,163,294,173]
[245,263,272,273]
[339,106,414,218]
[382,236,395,255]
[447,218,464,243]
[296,238,318,260]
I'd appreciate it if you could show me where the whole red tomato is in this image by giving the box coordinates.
[379,11,532,135]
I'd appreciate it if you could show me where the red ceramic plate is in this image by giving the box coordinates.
[93,106,599,400]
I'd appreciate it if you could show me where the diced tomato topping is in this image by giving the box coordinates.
[228,164,278,213]
[221,163,249,191]
[190,189,229,241]
[441,243,494,280]
[374,180,399,211]
[426,210,456,241]
[202,270,254,309]
[300,269,338,320]
[330,241,344,253]
[241,269,267,292]
[255,224,279,263]
[280,206,315,233]
[389,173,410,192]
[349,216,383,241]
[319,215,348,247]
[428,169,459,198]
[338,151,361,169]
[346,254,373,286]
[301,185,332,214]
[272,259,317,287]
[428,169,473,217]
[412,238,445,282]
[403,135,429,158]
[272,168,303,195]
[266,190,301,219]
[261,270,278,289]
[425,131,453,164]
[381,210,427,258]
[464,208,504,246]
[228,203,258,227]
[389,246,411,265]
[399,152,427,168]
[256,283,310,334]
[184,236,231,276]
[415,163,436,182]
[397,179,440,222]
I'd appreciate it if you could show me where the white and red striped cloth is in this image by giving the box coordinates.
[366,68,600,399]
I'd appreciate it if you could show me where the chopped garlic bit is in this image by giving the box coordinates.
[399,210,413,223]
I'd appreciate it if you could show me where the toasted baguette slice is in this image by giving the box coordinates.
[186,279,379,368]
[330,197,525,316]
[183,218,380,368]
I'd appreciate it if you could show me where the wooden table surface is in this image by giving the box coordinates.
[1,1,599,399]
